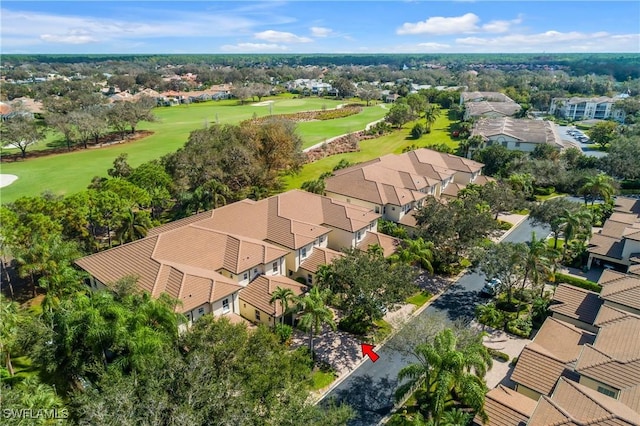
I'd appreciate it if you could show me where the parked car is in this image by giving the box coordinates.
[480,278,502,297]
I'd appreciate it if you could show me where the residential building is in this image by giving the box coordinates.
[76,190,394,326]
[470,118,564,156]
[549,96,626,122]
[460,91,521,120]
[511,317,595,401]
[587,197,640,272]
[473,385,537,426]
[324,148,487,227]
[548,284,602,332]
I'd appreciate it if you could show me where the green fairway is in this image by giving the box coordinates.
[1,97,385,203]
[283,111,458,190]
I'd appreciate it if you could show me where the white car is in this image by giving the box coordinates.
[481,278,502,297]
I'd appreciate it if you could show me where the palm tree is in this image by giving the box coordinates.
[395,329,491,424]
[578,173,616,205]
[424,104,441,132]
[475,303,503,331]
[507,173,534,199]
[441,408,472,426]
[519,233,552,316]
[205,179,230,209]
[270,286,295,325]
[296,286,336,356]
[560,208,592,263]
[247,185,270,201]
[390,238,435,275]
[117,209,152,244]
[0,296,19,376]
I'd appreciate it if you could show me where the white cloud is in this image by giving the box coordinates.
[310,26,333,37]
[0,7,258,48]
[254,30,312,43]
[481,16,522,33]
[397,13,480,35]
[455,31,640,52]
[417,42,451,50]
[220,43,289,52]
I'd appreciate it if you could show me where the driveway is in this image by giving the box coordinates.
[555,124,607,158]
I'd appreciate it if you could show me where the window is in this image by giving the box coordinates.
[288,270,293,276]
[501,141,508,147]
[222,298,230,313]
[301,247,307,258]
[198,307,205,315]
[375,206,380,214]
[597,386,617,398]
[515,142,521,147]
[307,274,313,284]
[254,268,258,274]
[272,262,278,273]
[319,235,324,244]
[255,310,261,321]
[243,272,248,280]
[356,231,362,241]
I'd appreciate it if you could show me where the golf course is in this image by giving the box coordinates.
[1,97,388,203]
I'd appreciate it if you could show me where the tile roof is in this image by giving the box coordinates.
[473,385,536,426]
[575,313,640,393]
[465,101,522,118]
[594,304,639,327]
[461,91,515,103]
[549,284,603,326]
[299,247,344,273]
[239,275,307,317]
[614,197,640,215]
[532,317,596,363]
[472,117,563,148]
[587,233,625,259]
[325,148,484,206]
[528,378,640,426]
[357,231,400,258]
[599,273,640,312]
[511,343,569,395]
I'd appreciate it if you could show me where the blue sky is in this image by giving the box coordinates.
[2,1,639,54]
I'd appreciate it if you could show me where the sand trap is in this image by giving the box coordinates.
[0,174,18,188]
[251,100,275,106]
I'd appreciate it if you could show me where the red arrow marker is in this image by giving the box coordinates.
[361,343,380,362]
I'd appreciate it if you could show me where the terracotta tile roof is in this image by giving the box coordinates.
[148,210,214,237]
[629,264,640,276]
[588,233,626,259]
[442,182,466,198]
[528,378,640,426]
[473,385,536,426]
[614,197,640,215]
[576,314,640,392]
[594,304,639,327]
[599,270,631,285]
[466,101,522,118]
[549,284,603,325]
[608,213,638,225]
[532,317,596,363]
[461,91,515,103]
[511,343,569,395]
[299,247,344,273]
[325,148,484,206]
[239,275,307,317]
[223,312,252,326]
[472,117,562,148]
[599,273,640,312]
[277,190,379,233]
[399,210,418,227]
[357,231,400,258]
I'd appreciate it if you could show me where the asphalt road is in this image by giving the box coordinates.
[319,218,550,426]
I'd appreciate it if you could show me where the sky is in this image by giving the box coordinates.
[1,1,639,54]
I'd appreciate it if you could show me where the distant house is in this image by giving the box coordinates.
[460,91,515,104]
[460,91,521,120]
[550,96,626,122]
[470,117,564,156]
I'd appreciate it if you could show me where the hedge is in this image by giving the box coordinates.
[553,273,601,293]
[487,348,510,362]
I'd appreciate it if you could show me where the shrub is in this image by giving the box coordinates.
[487,348,510,362]
[507,317,532,338]
[534,186,555,196]
[411,123,425,139]
[338,315,370,335]
[274,323,293,344]
[497,220,513,230]
[552,273,601,292]
[510,356,519,367]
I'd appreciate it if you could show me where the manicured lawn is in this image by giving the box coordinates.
[406,291,432,308]
[306,369,336,391]
[1,97,384,203]
[284,111,457,189]
[372,318,393,344]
